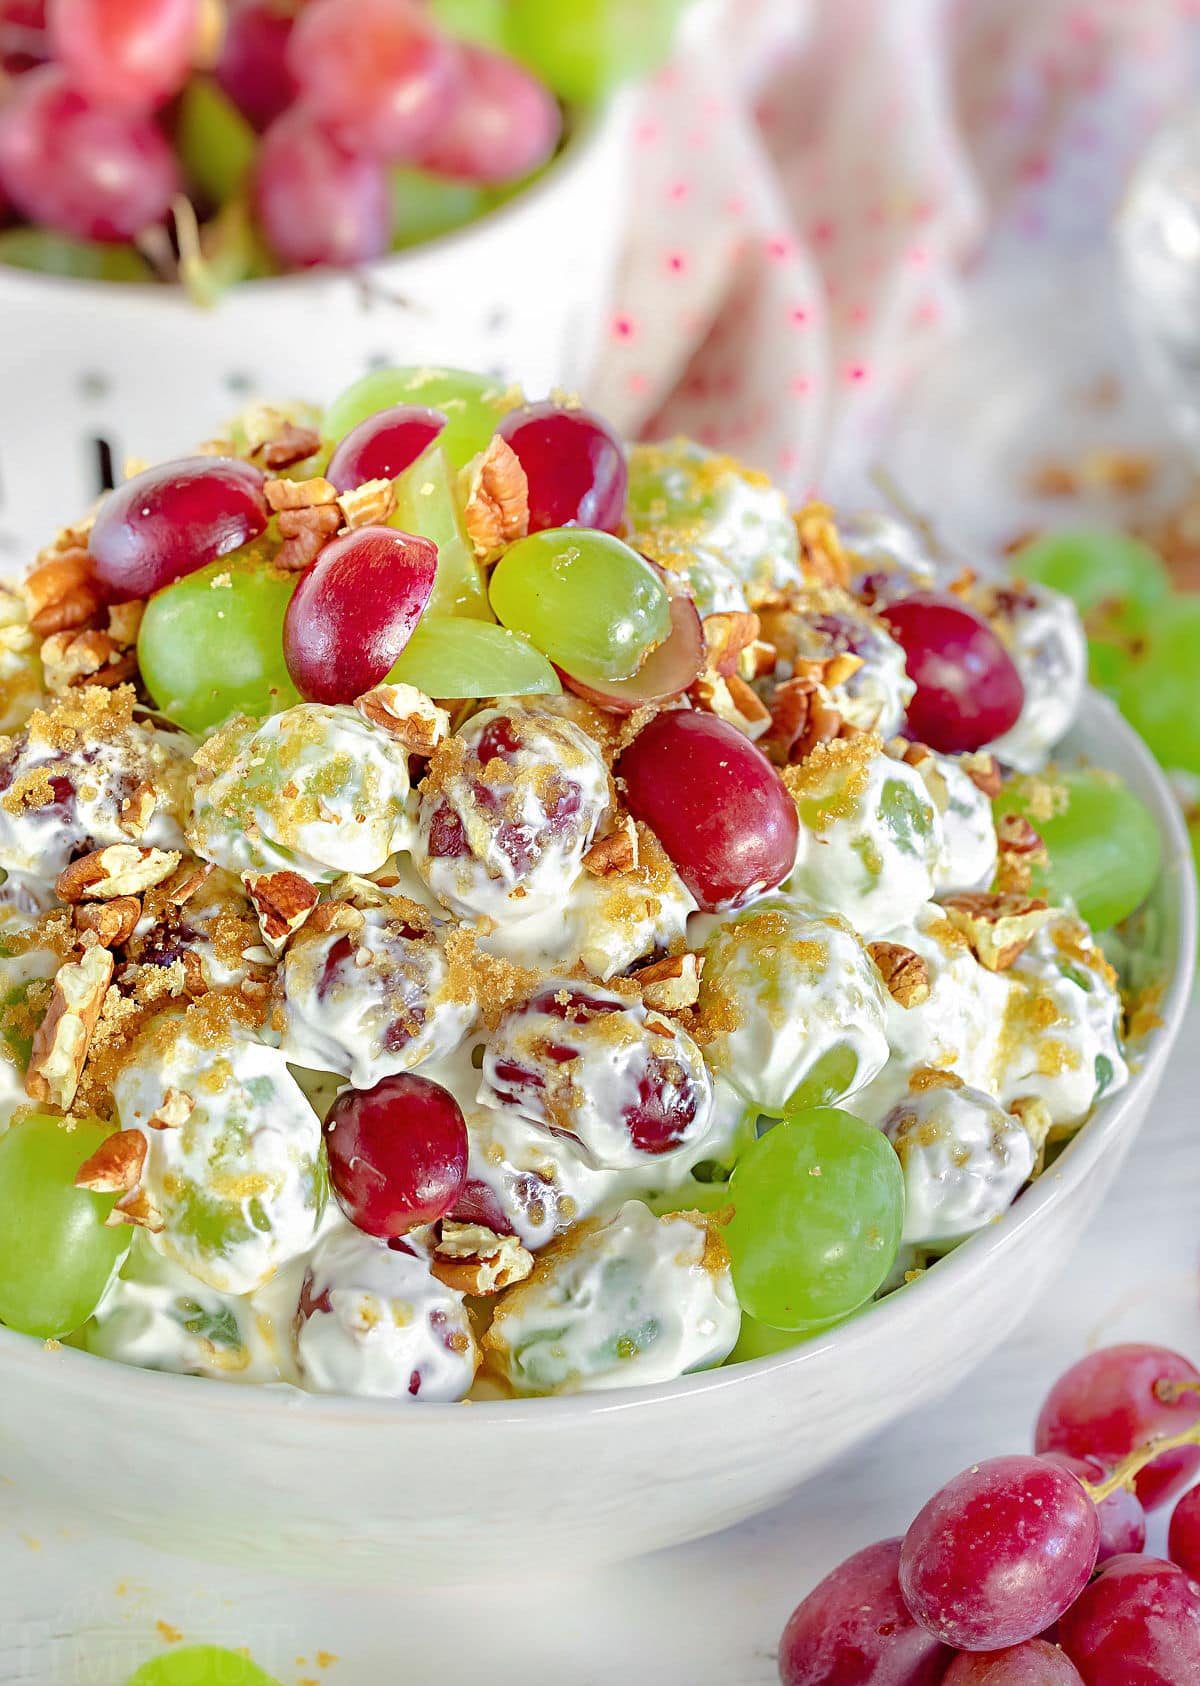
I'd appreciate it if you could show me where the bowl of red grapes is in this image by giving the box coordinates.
[0,0,676,280]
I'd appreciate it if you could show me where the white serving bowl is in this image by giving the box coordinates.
[0,96,632,574]
[0,692,1191,1584]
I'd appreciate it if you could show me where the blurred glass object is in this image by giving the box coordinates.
[1117,106,1200,448]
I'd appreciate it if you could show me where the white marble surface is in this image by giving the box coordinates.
[0,997,1195,1686]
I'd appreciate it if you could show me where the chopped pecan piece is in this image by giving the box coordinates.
[56,845,183,902]
[960,752,1002,800]
[354,684,449,755]
[75,1127,145,1193]
[161,860,213,907]
[242,869,319,955]
[23,550,105,637]
[795,502,851,590]
[761,676,816,765]
[868,941,931,1008]
[461,436,529,560]
[107,1185,164,1232]
[276,504,343,571]
[941,890,1052,971]
[631,951,704,1011]
[259,421,321,471]
[74,896,141,948]
[25,945,114,1110]
[40,627,136,692]
[995,812,1049,894]
[691,671,772,740]
[149,1087,193,1129]
[119,781,158,840]
[738,638,778,682]
[337,477,395,531]
[307,900,367,935]
[264,474,338,512]
[582,816,638,877]
[701,611,761,679]
[431,1221,534,1296]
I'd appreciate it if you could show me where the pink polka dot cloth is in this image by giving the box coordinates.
[589,0,1197,498]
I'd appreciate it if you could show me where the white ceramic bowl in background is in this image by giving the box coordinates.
[0,691,1190,1584]
[0,96,633,573]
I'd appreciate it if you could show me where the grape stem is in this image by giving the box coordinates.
[1085,1417,1200,1504]
[866,465,960,569]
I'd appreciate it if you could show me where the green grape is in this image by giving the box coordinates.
[727,1314,836,1364]
[390,167,489,249]
[391,442,489,618]
[489,528,671,682]
[0,1114,130,1338]
[124,1645,280,1686]
[429,0,508,49]
[0,227,152,282]
[1015,528,1170,616]
[505,0,685,101]
[388,615,561,698]
[323,367,520,468]
[176,77,257,207]
[995,768,1161,931]
[138,553,300,734]
[1116,595,1200,776]
[646,1179,735,1219]
[724,1108,904,1332]
[1015,529,1171,692]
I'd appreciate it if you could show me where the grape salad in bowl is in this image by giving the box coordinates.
[0,372,1190,1578]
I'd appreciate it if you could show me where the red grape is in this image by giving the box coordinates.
[0,0,47,75]
[283,525,438,704]
[215,0,299,132]
[562,593,704,713]
[48,0,197,112]
[616,709,799,911]
[1034,1344,1200,1511]
[414,43,560,183]
[324,1072,468,1238]
[1057,1554,1200,1684]
[777,1537,953,1686]
[482,983,711,1161]
[88,456,268,601]
[942,1641,1083,1683]
[496,401,627,534]
[879,592,1025,754]
[1040,1452,1147,1564]
[899,1455,1100,1651]
[288,0,463,161]
[0,66,179,241]
[253,106,392,269]
[326,405,447,494]
[1169,1486,1200,1582]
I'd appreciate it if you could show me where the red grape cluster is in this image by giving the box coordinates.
[0,0,562,270]
[778,1343,1200,1684]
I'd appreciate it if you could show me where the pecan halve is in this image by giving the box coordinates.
[25,945,114,1110]
[582,816,638,877]
[461,436,529,560]
[868,941,931,1008]
[242,869,319,955]
[56,845,183,903]
[75,1127,146,1193]
[941,890,1052,972]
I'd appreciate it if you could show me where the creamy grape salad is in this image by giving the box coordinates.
[0,367,1163,1402]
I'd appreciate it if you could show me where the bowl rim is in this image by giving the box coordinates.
[1,689,1194,1428]
[0,98,626,309]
